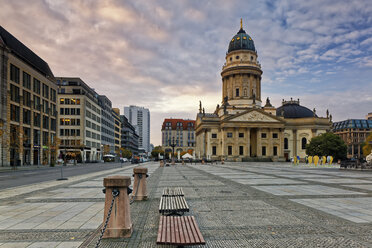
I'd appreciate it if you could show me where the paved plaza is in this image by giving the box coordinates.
[0,162,372,247]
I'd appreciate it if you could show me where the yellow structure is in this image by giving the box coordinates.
[195,20,331,162]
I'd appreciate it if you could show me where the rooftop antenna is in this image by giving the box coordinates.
[240,18,243,29]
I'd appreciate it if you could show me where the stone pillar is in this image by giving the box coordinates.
[279,129,284,158]
[103,176,132,238]
[234,128,239,156]
[133,167,148,201]
[221,128,225,157]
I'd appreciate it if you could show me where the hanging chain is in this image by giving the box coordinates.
[95,189,119,248]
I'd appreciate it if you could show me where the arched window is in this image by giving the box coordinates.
[236,88,239,97]
[284,138,288,150]
[244,88,247,96]
[301,137,307,150]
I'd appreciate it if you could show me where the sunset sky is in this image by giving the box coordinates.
[1,0,371,146]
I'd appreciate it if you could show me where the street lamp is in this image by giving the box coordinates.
[169,137,176,162]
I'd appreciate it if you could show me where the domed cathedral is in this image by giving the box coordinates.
[195,19,331,162]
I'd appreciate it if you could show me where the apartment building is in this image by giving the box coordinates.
[0,26,57,166]
[112,108,121,154]
[98,95,115,155]
[56,77,102,162]
[120,115,139,155]
[124,105,150,153]
[161,118,196,154]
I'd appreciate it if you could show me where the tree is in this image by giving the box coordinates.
[103,145,110,155]
[151,146,164,159]
[306,132,347,160]
[362,132,372,157]
[120,148,132,159]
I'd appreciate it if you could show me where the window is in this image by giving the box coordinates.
[23,72,31,89]
[10,104,20,122]
[60,129,64,136]
[261,133,267,138]
[77,108,80,115]
[33,78,41,94]
[23,109,31,124]
[51,118,56,131]
[60,108,64,115]
[227,132,233,138]
[10,84,20,102]
[42,131,48,145]
[239,146,244,155]
[34,96,41,111]
[228,146,232,155]
[212,146,217,155]
[42,84,49,98]
[262,146,266,156]
[239,133,244,138]
[235,55,239,59]
[10,64,20,83]
[34,113,41,127]
[284,138,288,149]
[23,90,31,107]
[43,115,49,129]
[50,89,56,102]
[301,137,307,150]
[212,133,217,138]
[273,133,278,139]
[65,108,70,115]
[273,146,278,156]
[236,88,239,97]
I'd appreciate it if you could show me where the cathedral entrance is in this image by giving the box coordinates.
[250,128,257,157]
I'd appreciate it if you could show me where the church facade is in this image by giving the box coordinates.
[195,21,331,161]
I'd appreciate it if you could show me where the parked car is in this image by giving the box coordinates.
[120,157,128,163]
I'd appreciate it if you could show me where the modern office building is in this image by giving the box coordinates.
[120,115,139,155]
[56,77,102,162]
[98,95,115,155]
[195,20,331,161]
[161,118,195,155]
[112,108,121,154]
[0,26,58,166]
[124,105,150,153]
[332,118,372,158]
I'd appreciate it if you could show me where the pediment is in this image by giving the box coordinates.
[227,110,282,123]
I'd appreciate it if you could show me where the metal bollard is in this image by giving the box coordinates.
[132,167,148,201]
[103,176,132,238]
[160,160,164,167]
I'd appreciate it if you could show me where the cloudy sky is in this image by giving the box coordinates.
[1,0,372,146]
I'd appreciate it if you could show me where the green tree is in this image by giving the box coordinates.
[151,146,164,158]
[306,132,347,160]
[120,148,132,159]
[362,132,372,157]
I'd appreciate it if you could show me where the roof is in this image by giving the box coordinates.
[197,113,218,118]
[228,28,256,53]
[0,26,54,79]
[162,119,195,130]
[276,102,316,118]
[333,119,372,131]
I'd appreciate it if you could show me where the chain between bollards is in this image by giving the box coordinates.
[129,174,142,205]
[95,189,119,248]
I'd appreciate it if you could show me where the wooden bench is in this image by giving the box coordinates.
[157,216,205,246]
[159,195,189,215]
[163,187,184,197]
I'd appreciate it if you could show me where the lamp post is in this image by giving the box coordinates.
[169,137,176,164]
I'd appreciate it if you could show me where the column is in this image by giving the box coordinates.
[293,129,297,157]
[221,128,225,157]
[279,129,284,158]
[246,128,250,157]
[257,128,262,157]
[268,128,273,157]
[235,127,239,156]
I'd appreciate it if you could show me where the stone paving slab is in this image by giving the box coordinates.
[303,178,372,184]
[251,185,366,196]
[343,184,372,191]
[291,197,372,223]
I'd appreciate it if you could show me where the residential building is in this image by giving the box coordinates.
[332,119,372,158]
[112,108,121,154]
[195,20,331,161]
[120,115,139,155]
[0,26,58,166]
[56,77,102,162]
[98,95,115,155]
[161,118,195,155]
[124,105,150,153]
[367,113,372,120]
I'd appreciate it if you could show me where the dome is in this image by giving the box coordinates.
[276,102,316,118]
[228,28,256,53]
